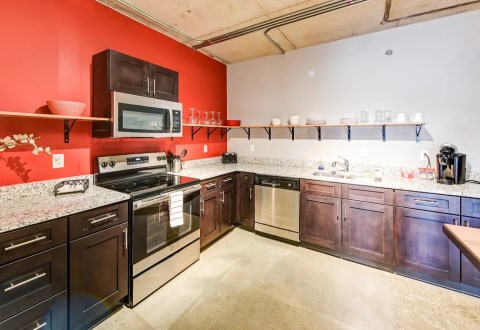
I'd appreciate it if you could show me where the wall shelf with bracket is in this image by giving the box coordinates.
[184,122,425,143]
[0,110,110,143]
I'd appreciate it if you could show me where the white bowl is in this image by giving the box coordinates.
[271,119,281,126]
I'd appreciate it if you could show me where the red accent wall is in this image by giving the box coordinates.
[0,0,226,186]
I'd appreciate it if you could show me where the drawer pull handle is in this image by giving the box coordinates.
[123,228,128,251]
[220,191,225,204]
[4,235,47,251]
[88,212,118,225]
[222,178,233,183]
[414,198,439,206]
[464,221,470,227]
[32,322,47,330]
[205,183,217,189]
[453,219,458,225]
[336,202,340,220]
[200,199,205,214]
[4,272,46,292]
[249,187,253,200]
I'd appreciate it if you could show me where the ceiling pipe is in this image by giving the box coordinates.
[192,0,368,50]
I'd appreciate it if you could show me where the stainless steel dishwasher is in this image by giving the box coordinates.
[254,175,300,242]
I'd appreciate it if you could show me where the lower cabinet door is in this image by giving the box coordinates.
[394,207,460,281]
[342,200,393,265]
[219,185,234,234]
[239,184,255,230]
[0,245,67,322]
[0,291,67,330]
[300,193,341,251]
[461,217,480,287]
[200,190,220,248]
[69,223,128,330]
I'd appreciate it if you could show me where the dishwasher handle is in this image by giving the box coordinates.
[261,180,280,188]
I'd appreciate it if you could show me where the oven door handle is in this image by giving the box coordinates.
[133,196,169,210]
[133,184,201,210]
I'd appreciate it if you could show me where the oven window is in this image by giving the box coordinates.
[133,191,200,263]
[118,103,169,133]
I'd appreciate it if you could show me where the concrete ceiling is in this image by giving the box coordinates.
[97,0,480,64]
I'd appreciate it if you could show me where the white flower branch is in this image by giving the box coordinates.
[0,134,51,155]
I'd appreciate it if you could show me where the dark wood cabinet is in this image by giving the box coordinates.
[394,207,460,281]
[220,184,235,234]
[460,217,480,287]
[236,172,255,231]
[396,190,460,214]
[0,291,67,330]
[92,49,178,101]
[0,245,67,322]
[200,190,221,248]
[300,193,341,251]
[343,200,393,265]
[69,222,128,330]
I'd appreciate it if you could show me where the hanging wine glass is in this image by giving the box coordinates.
[188,108,197,124]
[203,111,210,125]
[210,111,217,125]
[216,112,222,126]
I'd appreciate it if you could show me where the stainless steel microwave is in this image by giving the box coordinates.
[110,91,182,138]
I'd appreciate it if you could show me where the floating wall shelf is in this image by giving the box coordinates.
[183,122,425,143]
[0,110,110,143]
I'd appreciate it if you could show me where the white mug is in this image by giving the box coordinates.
[395,113,406,123]
[413,113,423,123]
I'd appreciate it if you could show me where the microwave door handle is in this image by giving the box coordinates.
[170,110,174,133]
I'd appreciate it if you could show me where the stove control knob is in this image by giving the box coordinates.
[109,160,116,168]
[100,161,108,169]
[157,156,162,161]
[162,156,167,160]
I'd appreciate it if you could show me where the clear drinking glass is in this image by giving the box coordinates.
[374,110,384,123]
[203,112,210,125]
[216,112,222,126]
[188,108,197,124]
[210,111,217,125]
[384,110,392,123]
[360,111,369,123]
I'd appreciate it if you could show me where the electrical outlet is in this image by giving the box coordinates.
[203,145,208,153]
[250,144,255,152]
[52,154,64,169]
[420,150,429,161]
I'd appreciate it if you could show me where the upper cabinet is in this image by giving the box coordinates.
[92,49,179,102]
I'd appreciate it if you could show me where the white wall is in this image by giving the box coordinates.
[227,10,480,170]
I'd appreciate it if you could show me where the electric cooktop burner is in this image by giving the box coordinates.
[94,152,199,199]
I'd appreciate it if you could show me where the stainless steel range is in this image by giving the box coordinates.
[95,152,201,306]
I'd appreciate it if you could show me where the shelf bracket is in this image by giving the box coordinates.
[64,120,77,143]
[191,126,202,140]
[243,128,251,140]
[288,127,295,140]
[207,127,218,140]
[382,125,386,142]
[415,124,423,143]
[347,126,351,141]
[263,127,272,140]
[316,127,322,141]
[221,128,232,139]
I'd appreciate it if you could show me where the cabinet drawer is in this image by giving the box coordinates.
[461,198,480,217]
[69,202,128,240]
[239,172,254,185]
[0,291,67,330]
[201,178,220,194]
[220,173,235,187]
[0,245,67,322]
[342,184,393,205]
[395,190,460,214]
[0,218,67,266]
[301,179,341,198]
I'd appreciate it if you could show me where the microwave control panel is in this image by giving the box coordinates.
[172,110,181,133]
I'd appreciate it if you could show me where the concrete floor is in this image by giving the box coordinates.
[95,229,480,330]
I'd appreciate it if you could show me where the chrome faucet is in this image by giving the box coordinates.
[332,156,350,172]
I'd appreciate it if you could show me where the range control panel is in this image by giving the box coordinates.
[97,152,168,174]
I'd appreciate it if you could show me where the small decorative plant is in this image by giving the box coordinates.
[0,134,51,155]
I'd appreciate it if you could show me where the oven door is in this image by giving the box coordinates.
[131,184,200,275]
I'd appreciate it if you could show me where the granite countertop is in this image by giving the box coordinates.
[177,163,480,198]
[0,176,130,234]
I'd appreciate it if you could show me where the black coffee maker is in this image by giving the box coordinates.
[436,144,466,185]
